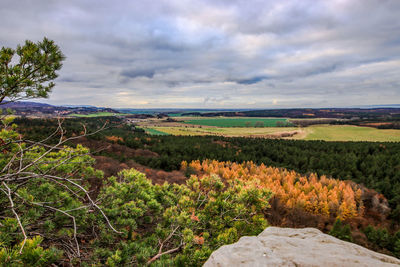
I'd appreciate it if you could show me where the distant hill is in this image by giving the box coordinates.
[116,108,250,115]
[62,104,98,108]
[183,108,400,119]
[0,101,120,117]
[358,104,400,108]
[1,101,54,108]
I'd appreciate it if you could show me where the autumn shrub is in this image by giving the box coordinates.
[105,135,124,143]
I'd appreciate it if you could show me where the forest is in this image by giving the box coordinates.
[14,117,400,220]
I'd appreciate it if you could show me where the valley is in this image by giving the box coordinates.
[4,113,400,265]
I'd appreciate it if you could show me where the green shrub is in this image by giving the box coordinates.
[363,225,400,258]
[0,119,112,264]
[96,170,272,266]
[329,219,352,242]
[0,236,61,266]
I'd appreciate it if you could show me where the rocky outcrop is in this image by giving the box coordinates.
[204,227,400,267]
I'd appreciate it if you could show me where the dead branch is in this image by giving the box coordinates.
[0,117,122,259]
[147,225,182,265]
[1,181,27,253]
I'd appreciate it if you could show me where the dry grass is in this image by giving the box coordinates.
[297,125,400,142]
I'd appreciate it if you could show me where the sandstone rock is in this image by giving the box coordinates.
[204,227,400,267]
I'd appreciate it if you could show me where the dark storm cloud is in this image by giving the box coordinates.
[0,0,399,108]
[233,76,270,85]
[120,69,157,79]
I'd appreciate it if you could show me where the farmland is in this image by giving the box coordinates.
[141,120,400,141]
[147,126,300,137]
[182,117,292,127]
[299,125,400,142]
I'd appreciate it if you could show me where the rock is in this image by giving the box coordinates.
[204,227,400,267]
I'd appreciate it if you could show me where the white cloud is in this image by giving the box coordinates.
[0,0,399,108]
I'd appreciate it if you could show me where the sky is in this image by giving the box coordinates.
[1,0,400,108]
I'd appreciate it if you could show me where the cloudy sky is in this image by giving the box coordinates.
[1,0,400,108]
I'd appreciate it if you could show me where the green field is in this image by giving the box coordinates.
[143,128,170,135]
[300,125,400,142]
[70,112,123,117]
[183,117,292,127]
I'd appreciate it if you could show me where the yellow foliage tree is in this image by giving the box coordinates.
[184,160,363,219]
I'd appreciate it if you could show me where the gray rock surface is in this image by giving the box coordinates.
[204,227,400,267]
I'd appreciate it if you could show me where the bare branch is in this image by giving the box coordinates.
[147,225,182,265]
[32,201,80,257]
[15,119,107,174]
[0,117,123,261]
[1,181,27,253]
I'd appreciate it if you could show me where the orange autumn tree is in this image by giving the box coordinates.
[182,160,364,220]
[105,135,124,143]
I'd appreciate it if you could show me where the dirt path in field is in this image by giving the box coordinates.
[286,128,309,139]
[242,130,301,139]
